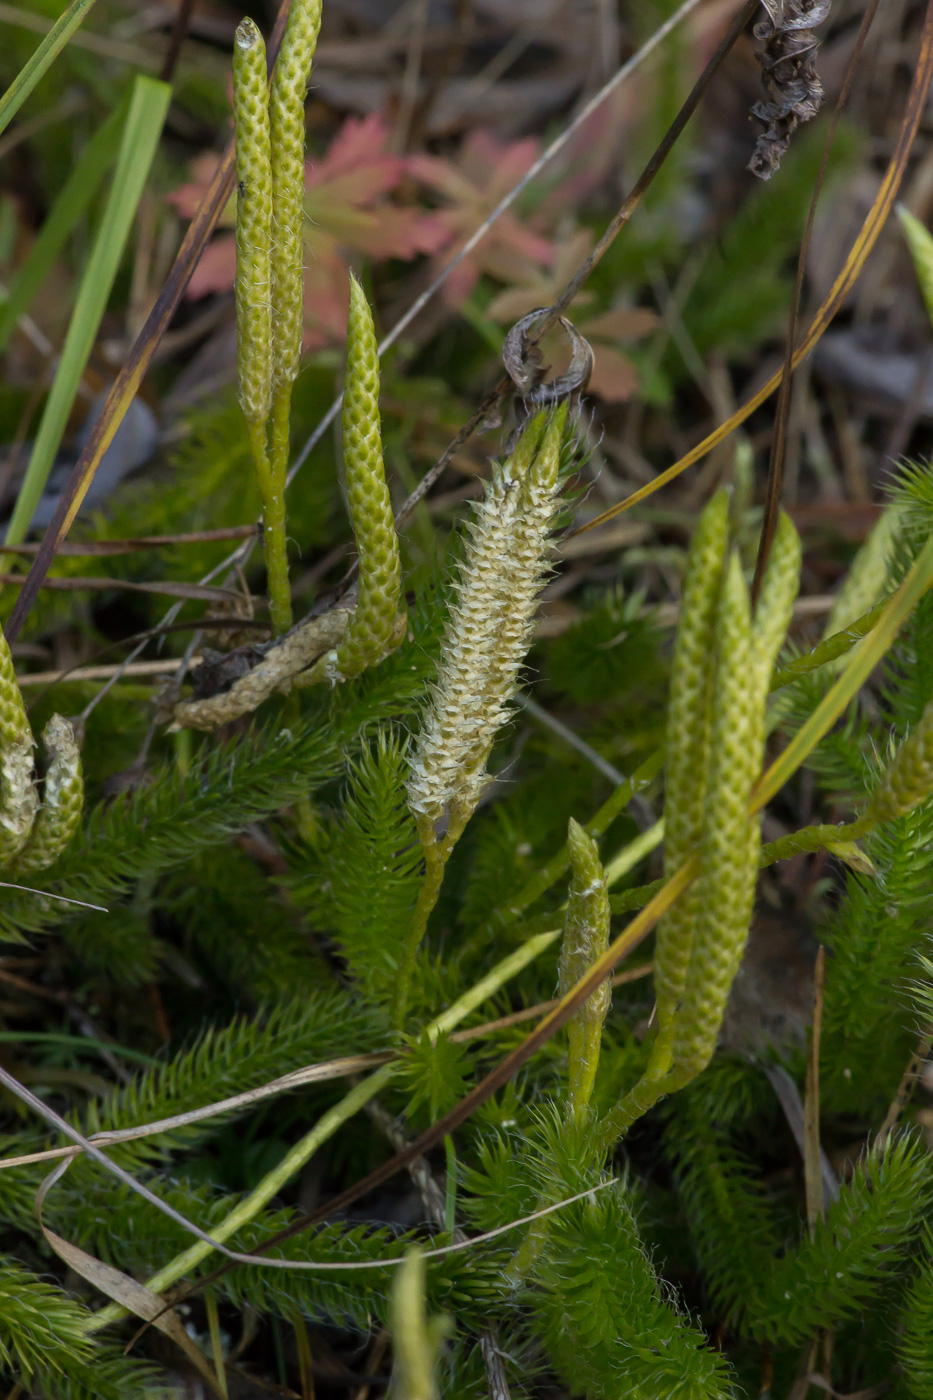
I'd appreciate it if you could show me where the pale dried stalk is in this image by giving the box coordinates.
[171,607,350,731]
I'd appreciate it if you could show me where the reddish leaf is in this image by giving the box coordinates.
[185,232,236,300]
[587,343,640,402]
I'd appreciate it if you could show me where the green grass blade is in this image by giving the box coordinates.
[0,0,101,138]
[898,204,933,330]
[4,75,171,550]
[0,99,125,355]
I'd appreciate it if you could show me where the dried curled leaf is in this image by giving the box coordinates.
[748,0,831,180]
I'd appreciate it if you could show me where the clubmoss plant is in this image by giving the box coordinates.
[301,276,405,687]
[11,9,933,1392]
[865,694,933,825]
[265,0,323,632]
[397,405,569,1026]
[232,2,323,636]
[232,16,292,636]
[407,406,564,847]
[650,488,728,1071]
[0,627,82,872]
[0,623,37,864]
[669,551,759,1080]
[558,818,611,1121]
[9,714,83,877]
[232,19,272,436]
[268,0,322,395]
[601,509,802,1144]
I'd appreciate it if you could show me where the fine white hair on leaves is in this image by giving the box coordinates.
[408,404,568,837]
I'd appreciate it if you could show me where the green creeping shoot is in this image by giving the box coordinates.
[389,1249,450,1400]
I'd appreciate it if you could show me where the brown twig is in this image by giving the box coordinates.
[878,1027,933,1142]
[159,0,197,83]
[0,574,246,604]
[1,526,259,557]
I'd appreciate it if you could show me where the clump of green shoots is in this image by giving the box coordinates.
[232,7,404,681]
[599,492,800,1147]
